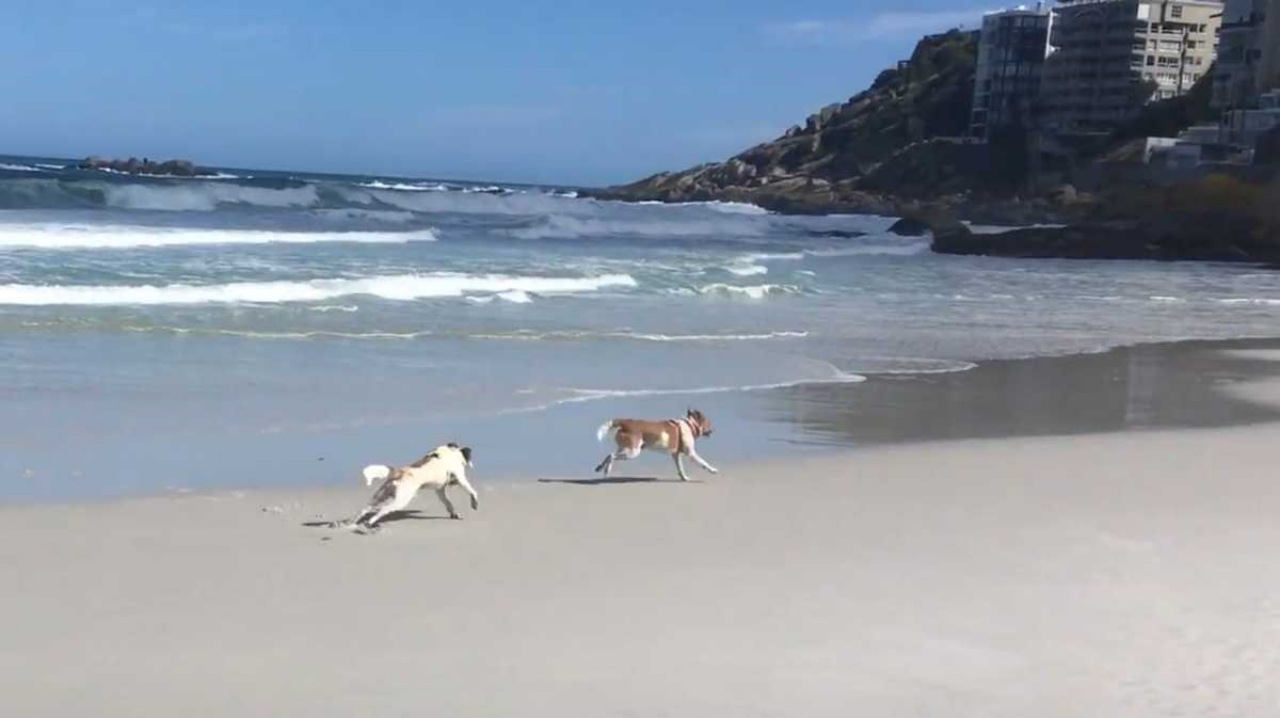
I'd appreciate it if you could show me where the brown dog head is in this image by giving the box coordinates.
[686,408,713,437]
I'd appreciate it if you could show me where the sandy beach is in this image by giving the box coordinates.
[2,348,1279,716]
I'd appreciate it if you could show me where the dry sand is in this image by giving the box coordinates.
[3,349,1279,717]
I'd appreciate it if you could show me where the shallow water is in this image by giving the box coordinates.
[2,155,1279,500]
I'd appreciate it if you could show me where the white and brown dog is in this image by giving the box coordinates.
[594,408,718,481]
[341,443,478,532]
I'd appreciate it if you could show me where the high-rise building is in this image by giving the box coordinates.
[1256,0,1280,92]
[970,5,1054,139]
[1214,0,1267,109]
[1041,0,1222,133]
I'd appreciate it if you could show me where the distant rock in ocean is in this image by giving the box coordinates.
[77,156,212,177]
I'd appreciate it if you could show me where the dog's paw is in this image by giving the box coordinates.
[470,497,480,511]
[707,467,719,475]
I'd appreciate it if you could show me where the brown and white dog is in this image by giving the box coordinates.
[340,443,478,532]
[594,408,718,481]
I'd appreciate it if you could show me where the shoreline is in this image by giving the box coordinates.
[3,335,1279,506]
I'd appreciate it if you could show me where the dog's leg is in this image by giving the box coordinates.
[359,483,420,531]
[599,446,640,477]
[436,486,460,519]
[453,473,480,511]
[673,453,691,481]
[594,454,614,475]
[687,448,719,475]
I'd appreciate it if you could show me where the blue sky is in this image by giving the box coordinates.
[0,1,987,185]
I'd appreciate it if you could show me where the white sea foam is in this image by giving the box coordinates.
[696,283,802,299]
[615,330,808,342]
[93,182,320,211]
[1217,297,1280,306]
[358,181,449,192]
[547,371,868,408]
[0,272,638,306]
[496,290,534,304]
[0,163,43,173]
[0,223,438,249]
[725,263,769,277]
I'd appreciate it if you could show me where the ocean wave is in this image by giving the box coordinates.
[0,223,438,249]
[725,263,768,277]
[95,181,320,211]
[0,272,638,306]
[108,326,809,343]
[635,200,769,216]
[511,214,767,240]
[358,180,449,192]
[468,329,810,342]
[310,208,418,224]
[0,163,44,173]
[496,290,533,304]
[695,283,802,299]
[1217,297,1280,306]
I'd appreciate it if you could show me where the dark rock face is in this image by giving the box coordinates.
[888,217,931,237]
[77,156,209,177]
[931,220,1280,264]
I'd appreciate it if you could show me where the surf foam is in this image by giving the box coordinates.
[0,224,438,249]
[0,273,638,306]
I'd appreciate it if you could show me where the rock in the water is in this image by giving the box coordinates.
[888,216,931,237]
[77,156,209,177]
[931,219,1279,263]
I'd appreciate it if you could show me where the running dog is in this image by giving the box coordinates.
[341,443,478,532]
[594,408,717,481]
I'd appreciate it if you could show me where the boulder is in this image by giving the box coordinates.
[888,216,931,237]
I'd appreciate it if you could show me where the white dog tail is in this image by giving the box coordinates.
[596,420,617,442]
[362,464,393,487]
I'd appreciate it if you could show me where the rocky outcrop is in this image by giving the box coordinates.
[933,221,1279,262]
[930,174,1280,264]
[77,157,210,177]
[591,30,980,208]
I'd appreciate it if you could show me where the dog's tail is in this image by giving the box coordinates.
[595,419,618,442]
[361,464,394,487]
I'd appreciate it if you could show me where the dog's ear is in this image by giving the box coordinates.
[461,446,473,465]
[447,442,460,448]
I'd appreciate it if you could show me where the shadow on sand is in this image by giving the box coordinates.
[300,510,454,529]
[537,476,694,486]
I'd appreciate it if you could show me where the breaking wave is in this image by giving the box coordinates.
[96,182,320,211]
[510,214,767,240]
[694,283,803,299]
[0,273,638,306]
[0,223,438,249]
[0,163,44,173]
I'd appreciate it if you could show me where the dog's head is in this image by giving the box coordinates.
[447,442,474,467]
[686,408,713,437]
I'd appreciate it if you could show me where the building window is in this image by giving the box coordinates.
[1171,5,1183,19]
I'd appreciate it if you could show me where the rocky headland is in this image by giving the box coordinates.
[590,28,1280,264]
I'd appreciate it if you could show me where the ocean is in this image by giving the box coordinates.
[2,154,1279,501]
